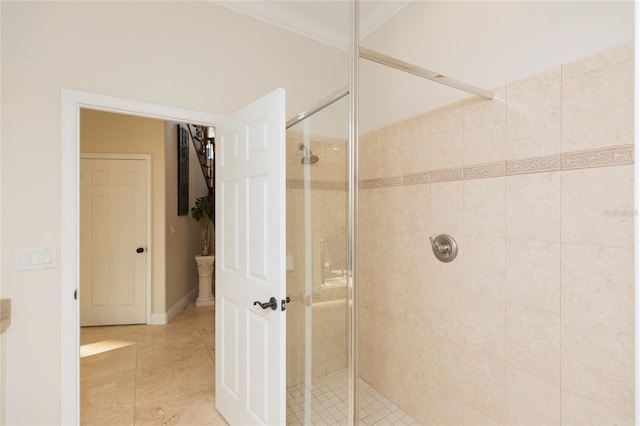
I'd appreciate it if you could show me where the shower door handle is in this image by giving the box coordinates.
[253,297,278,311]
[281,296,291,311]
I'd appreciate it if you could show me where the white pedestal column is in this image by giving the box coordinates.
[195,255,215,307]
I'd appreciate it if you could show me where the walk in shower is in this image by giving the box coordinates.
[286,1,635,425]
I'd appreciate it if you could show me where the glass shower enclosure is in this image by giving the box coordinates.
[285,93,351,425]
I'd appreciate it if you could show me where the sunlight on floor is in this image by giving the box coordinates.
[80,340,135,358]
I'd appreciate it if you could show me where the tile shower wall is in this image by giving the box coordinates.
[286,131,349,388]
[359,42,635,425]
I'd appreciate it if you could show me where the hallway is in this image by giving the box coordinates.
[80,304,228,425]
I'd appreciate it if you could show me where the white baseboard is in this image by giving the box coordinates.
[147,286,197,325]
[167,286,198,323]
[149,312,167,325]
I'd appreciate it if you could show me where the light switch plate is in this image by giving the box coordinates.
[14,247,57,271]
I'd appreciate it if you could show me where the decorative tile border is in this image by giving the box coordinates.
[430,167,464,183]
[562,144,634,170]
[464,162,506,180]
[403,172,430,186]
[287,145,634,191]
[359,144,634,190]
[506,155,561,175]
[360,178,381,190]
[380,176,403,188]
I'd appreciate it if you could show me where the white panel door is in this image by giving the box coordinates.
[215,89,286,425]
[80,157,147,326]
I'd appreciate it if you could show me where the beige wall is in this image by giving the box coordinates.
[0,2,346,423]
[359,42,635,425]
[81,109,167,317]
[164,122,209,312]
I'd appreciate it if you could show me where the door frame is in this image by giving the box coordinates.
[61,89,219,424]
[79,153,152,325]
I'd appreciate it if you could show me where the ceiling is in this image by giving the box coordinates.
[214,1,635,134]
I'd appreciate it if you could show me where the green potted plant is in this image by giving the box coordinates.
[191,196,214,256]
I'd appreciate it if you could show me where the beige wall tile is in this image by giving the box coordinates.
[431,102,464,170]
[561,165,634,248]
[463,236,505,300]
[506,304,561,385]
[402,185,431,287]
[506,82,561,160]
[402,113,430,175]
[562,41,634,79]
[506,172,561,242]
[506,368,560,425]
[464,177,506,237]
[561,390,635,426]
[507,66,561,96]
[425,356,465,426]
[356,44,633,426]
[359,129,383,180]
[462,294,505,363]
[506,240,560,314]
[464,98,506,165]
[463,346,506,424]
[561,244,634,333]
[377,124,405,178]
[562,60,634,151]
[462,404,501,426]
[431,180,464,236]
[425,286,467,346]
[562,317,634,417]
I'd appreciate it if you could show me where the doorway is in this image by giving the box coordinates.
[61,90,220,424]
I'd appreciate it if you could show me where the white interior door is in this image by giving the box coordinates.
[215,88,287,425]
[80,156,148,326]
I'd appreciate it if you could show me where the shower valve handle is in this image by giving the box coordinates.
[429,236,449,253]
[429,234,459,263]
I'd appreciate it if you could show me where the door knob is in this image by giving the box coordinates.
[253,297,278,310]
[136,247,145,253]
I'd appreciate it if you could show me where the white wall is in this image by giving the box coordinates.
[0,2,346,423]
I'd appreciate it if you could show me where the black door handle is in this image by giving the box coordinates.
[253,297,278,310]
[136,247,145,253]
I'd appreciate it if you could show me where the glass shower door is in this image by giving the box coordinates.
[285,95,350,426]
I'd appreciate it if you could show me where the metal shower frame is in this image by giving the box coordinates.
[285,3,496,423]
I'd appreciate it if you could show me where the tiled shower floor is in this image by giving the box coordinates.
[287,369,419,426]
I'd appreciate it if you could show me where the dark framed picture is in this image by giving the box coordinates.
[177,124,189,216]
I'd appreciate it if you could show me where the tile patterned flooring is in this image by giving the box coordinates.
[287,370,419,426]
[81,303,417,425]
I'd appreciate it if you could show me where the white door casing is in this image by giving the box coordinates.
[80,155,149,326]
[215,88,287,425]
[61,89,220,424]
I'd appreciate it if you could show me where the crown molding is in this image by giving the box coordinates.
[212,1,410,50]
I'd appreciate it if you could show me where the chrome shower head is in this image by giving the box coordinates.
[301,153,319,164]
[298,143,319,165]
